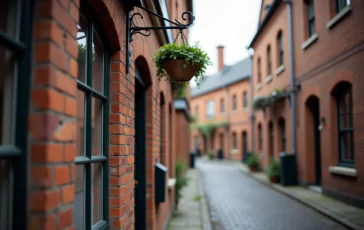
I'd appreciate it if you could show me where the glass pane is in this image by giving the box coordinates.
[77,15,88,83]
[341,132,354,161]
[0,45,16,145]
[0,160,13,230]
[76,91,86,156]
[74,165,85,230]
[92,163,103,225]
[92,97,103,156]
[0,0,20,37]
[92,31,104,93]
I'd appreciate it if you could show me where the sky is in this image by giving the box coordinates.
[188,0,261,86]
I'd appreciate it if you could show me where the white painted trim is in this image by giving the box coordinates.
[301,33,318,50]
[256,83,262,91]
[168,178,176,189]
[326,5,352,29]
[329,166,357,177]
[265,75,272,84]
[275,65,285,76]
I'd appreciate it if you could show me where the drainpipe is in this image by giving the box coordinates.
[225,85,231,159]
[247,48,255,153]
[285,0,296,155]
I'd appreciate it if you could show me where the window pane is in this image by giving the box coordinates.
[77,91,86,156]
[92,97,103,156]
[74,165,85,230]
[93,31,104,93]
[340,131,354,161]
[92,163,103,225]
[0,0,20,37]
[0,45,16,145]
[0,159,13,230]
[77,15,88,83]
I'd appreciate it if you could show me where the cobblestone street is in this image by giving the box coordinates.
[198,159,349,230]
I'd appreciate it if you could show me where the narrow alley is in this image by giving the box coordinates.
[198,159,348,230]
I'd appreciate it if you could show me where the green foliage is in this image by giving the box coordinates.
[152,42,212,86]
[207,151,214,160]
[189,114,197,123]
[190,121,228,138]
[246,153,260,168]
[253,88,287,110]
[267,157,280,178]
[175,160,190,204]
[175,82,188,98]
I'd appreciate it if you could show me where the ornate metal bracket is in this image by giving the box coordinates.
[125,5,195,74]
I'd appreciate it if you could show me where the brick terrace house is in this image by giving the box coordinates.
[249,0,364,208]
[190,46,252,161]
[0,0,192,229]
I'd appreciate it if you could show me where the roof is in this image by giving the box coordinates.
[174,98,191,121]
[190,57,252,98]
[249,0,282,48]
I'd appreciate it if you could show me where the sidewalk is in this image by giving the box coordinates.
[167,167,212,230]
[237,162,364,230]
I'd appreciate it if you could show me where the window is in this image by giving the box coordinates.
[233,133,237,149]
[0,0,32,229]
[195,105,198,118]
[258,124,263,152]
[267,45,272,76]
[257,57,262,83]
[206,100,215,118]
[269,121,274,157]
[75,13,109,229]
[220,98,224,113]
[242,131,248,153]
[277,31,284,66]
[232,95,237,111]
[243,91,248,109]
[279,118,286,152]
[336,0,350,13]
[336,83,354,165]
[306,0,315,37]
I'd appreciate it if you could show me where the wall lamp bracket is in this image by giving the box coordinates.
[125,5,195,74]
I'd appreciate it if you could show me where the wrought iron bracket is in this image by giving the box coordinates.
[125,5,195,74]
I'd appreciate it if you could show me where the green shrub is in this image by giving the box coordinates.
[267,157,280,178]
[246,153,260,168]
[175,160,189,204]
[207,151,214,160]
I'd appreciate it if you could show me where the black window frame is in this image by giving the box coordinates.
[267,45,272,76]
[277,31,284,66]
[306,0,315,38]
[243,91,248,109]
[337,85,354,167]
[336,0,350,13]
[0,0,34,229]
[74,6,110,229]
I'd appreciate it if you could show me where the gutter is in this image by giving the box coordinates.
[247,49,255,153]
[224,85,231,159]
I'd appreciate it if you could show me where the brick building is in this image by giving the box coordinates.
[0,0,192,229]
[190,46,252,161]
[249,0,364,208]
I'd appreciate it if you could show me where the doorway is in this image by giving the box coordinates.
[134,71,147,230]
[242,131,247,161]
[306,96,321,186]
[268,121,274,158]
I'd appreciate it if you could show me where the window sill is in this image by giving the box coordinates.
[275,65,285,76]
[265,75,272,84]
[329,166,357,178]
[168,178,176,189]
[326,5,352,29]
[256,83,262,91]
[301,33,318,50]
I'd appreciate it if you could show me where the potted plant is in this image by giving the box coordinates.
[246,153,260,172]
[175,160,189,209]
[152,42,212,84]
[267,157,280,183]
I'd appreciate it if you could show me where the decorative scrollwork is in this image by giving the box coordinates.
[174,11,195,27]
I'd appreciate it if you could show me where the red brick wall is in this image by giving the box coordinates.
[175,112,191,166]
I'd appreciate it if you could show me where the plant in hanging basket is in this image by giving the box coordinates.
[152,42,212,85]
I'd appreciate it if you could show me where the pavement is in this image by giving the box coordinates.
[167,167,212,230]
[236,161,364,230]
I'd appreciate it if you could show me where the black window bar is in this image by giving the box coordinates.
[125,5,195,74]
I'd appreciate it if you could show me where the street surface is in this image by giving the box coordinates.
[198,160,349,230]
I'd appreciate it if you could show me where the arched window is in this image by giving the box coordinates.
[277,31,284,66]
[267,45,272,76]
[75,13,110,229]
[243,91,248,109]
[332,82,354,165]
[257,57,262,83]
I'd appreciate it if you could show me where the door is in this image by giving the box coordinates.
[242,132,247,161]
[312,99,321,185]
[135,75,146,230]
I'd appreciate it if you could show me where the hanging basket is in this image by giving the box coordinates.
[162,60,200,82]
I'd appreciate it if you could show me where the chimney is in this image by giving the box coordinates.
[217,45,225,72]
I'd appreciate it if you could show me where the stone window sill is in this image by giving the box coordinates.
[301,33,318,50]
[329,166,357,178]
[265,75,272,84]
[168,178,176,189]
[326,5,352,29]
[256,83,262,91]
[275,65,285,76]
